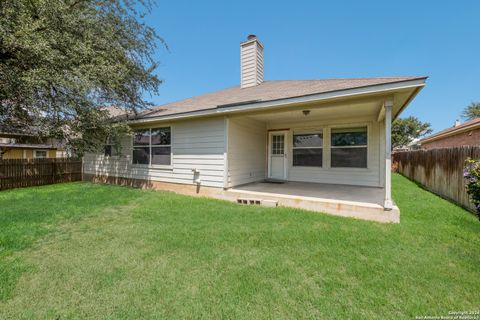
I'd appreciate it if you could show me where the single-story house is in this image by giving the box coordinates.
[84,35,427,223]
[420,118,480,149]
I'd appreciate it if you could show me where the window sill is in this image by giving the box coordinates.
[292,165,323,168]
[132,164,173,170]
[291,166,370,171]
[329,167,370,171]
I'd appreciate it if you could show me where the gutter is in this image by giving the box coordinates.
[130,78,427,125]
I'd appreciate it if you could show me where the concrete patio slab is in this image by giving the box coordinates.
[226,181,400,223]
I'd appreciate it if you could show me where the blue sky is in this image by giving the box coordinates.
[144,0,479,132]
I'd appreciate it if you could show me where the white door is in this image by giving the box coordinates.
[268,131,288,180]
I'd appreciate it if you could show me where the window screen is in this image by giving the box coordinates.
[293,132,323,167]
[331,127,367,168]
[132,127,171,166]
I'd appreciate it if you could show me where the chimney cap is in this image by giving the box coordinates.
[247,34,257,40]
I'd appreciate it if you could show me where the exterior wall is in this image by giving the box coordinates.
[422,128,480,149]
[83,117,226,188]
[227,116,267,187]
[83,114,385,189]
[1,148,57,159]
[268,116,383,187]
[2,149,23,159]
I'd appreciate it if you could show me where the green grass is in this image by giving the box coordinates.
[0,174,479,319]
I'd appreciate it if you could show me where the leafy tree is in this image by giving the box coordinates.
[461,102,480,121]
[0,0,163,155]
[392,116,432,149]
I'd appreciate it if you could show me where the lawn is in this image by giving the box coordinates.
[0,174,479,319]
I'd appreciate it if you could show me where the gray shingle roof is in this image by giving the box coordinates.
[139,77,426,119]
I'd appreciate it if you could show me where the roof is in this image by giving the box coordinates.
[0,130,39,138]
[420,117,480,144]
[139,77,427,119]
[0,143,58,149]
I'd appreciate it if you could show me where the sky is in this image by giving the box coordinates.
[143,0,480,133]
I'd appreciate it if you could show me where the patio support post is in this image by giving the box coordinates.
[384,100,393,210]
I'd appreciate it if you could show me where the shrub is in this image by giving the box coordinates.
[463,158,480,220]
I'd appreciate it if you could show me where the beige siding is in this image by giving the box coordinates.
[268,116,383,187]
[83,117,226,188]
[227,116,267,187]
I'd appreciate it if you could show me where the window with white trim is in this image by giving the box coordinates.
[34,150,47,159]
[132,127,171,166]
[293,131,323,167]
[331,127,367,168]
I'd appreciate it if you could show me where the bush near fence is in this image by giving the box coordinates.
[0,158,82,191]
[393,147,480,212]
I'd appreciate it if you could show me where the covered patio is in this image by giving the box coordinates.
[221,90,409,223]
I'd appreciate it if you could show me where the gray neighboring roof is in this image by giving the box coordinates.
[139,77,427,119]
[103,105,132,118]
[0,143,58,149]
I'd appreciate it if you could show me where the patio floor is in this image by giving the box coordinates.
[226,181,399,223]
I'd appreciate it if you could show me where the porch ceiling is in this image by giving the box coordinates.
[245,99,381,123]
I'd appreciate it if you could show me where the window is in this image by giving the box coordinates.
[104,145,112,157]
[34,150,47,159]
[104,138,114,157]
[271,134,285,155]
[331,127,367,168]
[293,132,323,167]
[132,127,171,166]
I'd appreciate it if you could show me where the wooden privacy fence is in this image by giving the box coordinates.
[0,158,83,191]
[393,147,480,211]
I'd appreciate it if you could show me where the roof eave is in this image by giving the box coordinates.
[0,144,58,149]
[420,122,480,144]
[130,78,427,125]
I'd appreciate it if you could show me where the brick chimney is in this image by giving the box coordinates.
[240,35,264,88]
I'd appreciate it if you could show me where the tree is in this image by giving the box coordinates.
[461,102,480,121]
[392,116,432,149]
[0,0,163,155]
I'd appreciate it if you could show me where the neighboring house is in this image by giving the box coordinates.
[394,138,422,152]
[84,35,427,223]
[420,118,480,149]
[0,133,64,159]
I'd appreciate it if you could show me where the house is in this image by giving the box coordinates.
[393,138,422,152]
[0,132,64,159]
[420,118,480,149]
[84,35,427,223]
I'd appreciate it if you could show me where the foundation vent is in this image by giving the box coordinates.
[236,198,278,207]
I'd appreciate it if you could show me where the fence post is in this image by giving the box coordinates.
[52,159,56,184]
